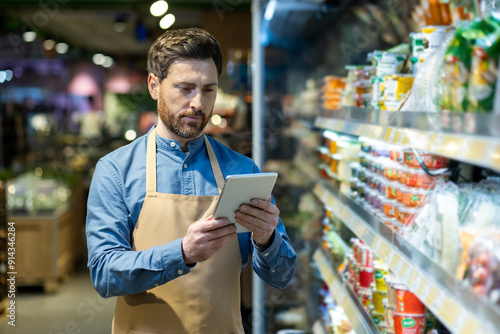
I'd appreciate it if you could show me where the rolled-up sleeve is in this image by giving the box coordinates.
[251,218,297,289]
[86,159,192,298]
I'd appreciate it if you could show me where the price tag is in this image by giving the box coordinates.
[406,269,419,287]
[414,276,426,295]
[372,238,382,253]
[438,297,460,327]
[385,250,395,267]
[424,286,439,309]
[389,253,402,271]
[418,280,431,300]
[396,259,408,278]
[377,242,391,261]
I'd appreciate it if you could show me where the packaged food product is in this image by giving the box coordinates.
[382,198,398,217]
[442,19,498,112]
[359,152,369,168]
[356,180,366,198]
[405,168,451,189]
[385,181,399,199]
[397,165,410,185]
[371,310,385,326]
[381,74,415,101]
[384,301,396,332]
[410,32,425,60]
[401,187,429,207]
[468,27,500,112]
[397,205,417,226]
[396,185,409,203]
[379,99,402,111]
[421,25,456,53]
[358,287,373,310]
[395,285,426,314]
[374,193,384,212]
[374,51,408,76]
[393,312,427,334]
[374,261,390,291]
[390,146,403,163]
[359,267,375,288]
[402,149,450,169]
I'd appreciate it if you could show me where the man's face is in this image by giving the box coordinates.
[149,58,218,140]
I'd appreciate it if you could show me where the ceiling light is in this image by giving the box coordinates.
[0,72,6,83]
[43,39,56,50]
[159,13,175,29]
[92,53,105,65]
[102,56,114,68]
[150,1,168,17]
[264,0,277,21]
[23,31,37,42]
[5,70,13,81]
[55,42,69,54]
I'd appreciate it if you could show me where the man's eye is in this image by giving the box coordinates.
[204,88,215,93]
[180,87,191,92]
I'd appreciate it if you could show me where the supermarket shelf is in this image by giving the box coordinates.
[313,247,381,334]
[313,181,500,334]
[311,319,330,334]
[315,107,500,172]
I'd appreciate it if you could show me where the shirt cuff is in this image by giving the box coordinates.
[252,229,282,264]
[160,238,195,280]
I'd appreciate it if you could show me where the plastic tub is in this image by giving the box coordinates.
[356,180,366,199]
[402,149,450,169]
[384,302,396,332]
[374,193,384,212]
[371,310,385,326]
[384,161,399,181]
[390,146,404,163]
[384,275,403,309]
[398,205,417,226]
[385,181,399,199]
[359,266,375,288]
[393,312,427,334]
[381,198,397,217]
[397,165,410,185]
[358,287,373,310]
[395,185,410,204]
[359,152,369,168]
[405,168,451,189]
[401,187,428,207]
[395,285,426,314]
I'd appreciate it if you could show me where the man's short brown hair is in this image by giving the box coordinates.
[147,27,223,80]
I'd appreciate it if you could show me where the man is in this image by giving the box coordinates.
[86,27,297,334]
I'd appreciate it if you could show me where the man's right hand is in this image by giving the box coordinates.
[181,215,237,266]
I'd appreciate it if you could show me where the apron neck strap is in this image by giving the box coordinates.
[204,135,224,193]
[146,128,225,194]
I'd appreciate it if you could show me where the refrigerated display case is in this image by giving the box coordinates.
[254,0,500,333]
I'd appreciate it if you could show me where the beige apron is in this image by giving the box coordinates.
[112,128,244,334]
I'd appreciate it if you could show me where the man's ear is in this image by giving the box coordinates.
[148,73,160,101]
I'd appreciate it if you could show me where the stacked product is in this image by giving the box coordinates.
[317,281,354,334]
[340,65,374,108]
[319,131,361,194]
[323,76,346,111]
[403,178,500,301]
[349,138,452,235]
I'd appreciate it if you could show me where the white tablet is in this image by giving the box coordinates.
[213,172,278,233]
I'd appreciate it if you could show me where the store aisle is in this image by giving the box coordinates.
[0,269,115,333]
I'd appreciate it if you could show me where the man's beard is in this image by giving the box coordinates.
[158,97,212,139]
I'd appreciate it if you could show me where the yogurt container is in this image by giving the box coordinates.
[397,205,417,226]
[395,285,426,314]
[380,74,415,101]
[374,51,408,76]
[393,312,427,334]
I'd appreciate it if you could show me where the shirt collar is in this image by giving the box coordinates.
[152,126,206,153]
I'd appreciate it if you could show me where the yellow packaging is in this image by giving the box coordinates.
[381,74,415,101]
[373,289,388,313]
[379,100,401,111]
[374,261,390,291]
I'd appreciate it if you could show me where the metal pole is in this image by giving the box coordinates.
[251,0,265,334]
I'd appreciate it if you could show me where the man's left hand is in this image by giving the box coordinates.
[235,197,279,248]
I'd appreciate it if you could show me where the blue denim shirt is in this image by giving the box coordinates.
[86,127,297,298]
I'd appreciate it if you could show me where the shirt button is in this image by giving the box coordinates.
[271,269,275,273]
[264,252,269,257]
[183,164,188,169]
[178,270,183,275]
[154,283,158,287]
[170,142,175,147]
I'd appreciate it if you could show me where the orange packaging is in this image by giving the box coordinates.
[405,168,451,189]
[402,150,450,169]
[395,287,426,314]
[401,188,428,207]
[397,165,409,185]
[384,163,399,181]
[393,312,426,334]
[382,198,397,217]
[385,181,398,199]
[397,206,416,226]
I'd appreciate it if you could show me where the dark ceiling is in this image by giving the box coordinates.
[0,0,252,57]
